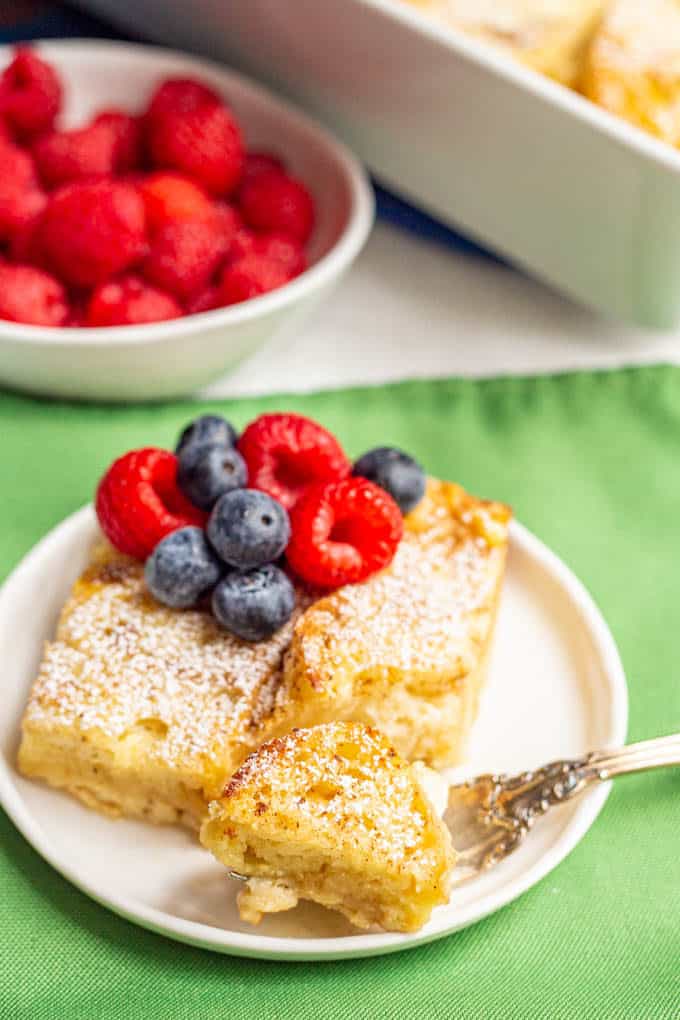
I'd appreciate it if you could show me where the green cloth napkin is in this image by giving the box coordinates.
[1,367,679,1020]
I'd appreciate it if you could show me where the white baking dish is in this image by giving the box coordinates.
[79,0,680,328]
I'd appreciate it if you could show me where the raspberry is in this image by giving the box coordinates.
[239,172,314,243]
[38,180,147,287]
[185,285,221,315]
[220,253,292,305]
[286,478,403,588]
[0,140,38,190]
[237,412,350,510]
[226,229,305,275]
[0,186,46,252]
[146,77,221,120]
[240,151,286,189]
[226,225,257,262]
[144,218,227,302]
[253,233,306,276]
[95,447,207,560]
[33,122,118,188]
[0,262,68,327]
[93,110,143,172]
[148,104,244,196]
[0,146,44,245]
[140,172,214,231]
[0,48,61,141]
[86,275,182,326]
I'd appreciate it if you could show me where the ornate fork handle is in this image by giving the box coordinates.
[448,734,680,877]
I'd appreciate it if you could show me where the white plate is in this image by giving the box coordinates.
[0,507,627,961]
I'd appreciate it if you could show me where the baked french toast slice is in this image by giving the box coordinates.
[17,540,307,828]
[201,722,456,932]
[18,478,510,826]
[272,479,510,769]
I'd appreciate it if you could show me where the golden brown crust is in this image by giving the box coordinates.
[201,722,456,932]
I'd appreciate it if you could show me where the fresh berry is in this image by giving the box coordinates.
[175,414,238,456]
[0,141,38,190]
[146,77,221,120]
[220,254,292,305]
[0,181,45,247]
[93,110,143,172]
[240,151,285,189]
[38,180,147,287]
[207,488,290,570]
[252,233,306,276]
[0,263,68,326]
[211,563,295,641]
[353,447,426,515]
[143,218,227,302]
[32,122,118,188]
[225,225,257,262]
[147,104,244,196]
[145,526,223,609]
[177,443,248,511]
[237,412,350,510]
[225,229,305,275]
[239,172,314,243]
[185,286,221,315]
[0,48,61,141]
[286,478,403,588]
[140,172,215,231]
[86,275,182,326]
[95,447,206,560]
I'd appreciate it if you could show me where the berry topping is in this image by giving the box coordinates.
[286,477,403,588]
[177,443,248,511]
[220,253,293,305]
[212,563,295,642]
[353,447,426,515]
[175,414,238,456]
[239,172,314,243]
[95,447,206,560]
[0,262,68,327]
[140,172,215,231]
[146,77,221,120]
[148,103,244,196]
[38,180,147,288]
[237,412,351,510]
[32,122,118,189]
[0,48,61,141]
[86,275,181,327]
[207,488,291,570]
[143,217,228,302]
[145,526,223,609]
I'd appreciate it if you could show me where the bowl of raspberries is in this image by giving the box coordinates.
[0,40,373,401]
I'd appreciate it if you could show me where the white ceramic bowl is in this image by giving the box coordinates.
[0,40,374,402]
[82,0,680,329]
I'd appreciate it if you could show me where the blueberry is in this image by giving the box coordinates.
[175,414,238,457]
[177,443,248,511]
[145,527,223,609]
[352,446,426,514]
[207,488,290,570]
[212,564,295,641]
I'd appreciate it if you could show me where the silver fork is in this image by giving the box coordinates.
[446,733,680,886]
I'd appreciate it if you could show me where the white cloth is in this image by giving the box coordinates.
[206,222,680,398]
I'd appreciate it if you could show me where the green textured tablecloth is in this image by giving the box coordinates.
[1,367,679,1020]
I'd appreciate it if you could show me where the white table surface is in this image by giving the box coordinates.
[206,221,680,399]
